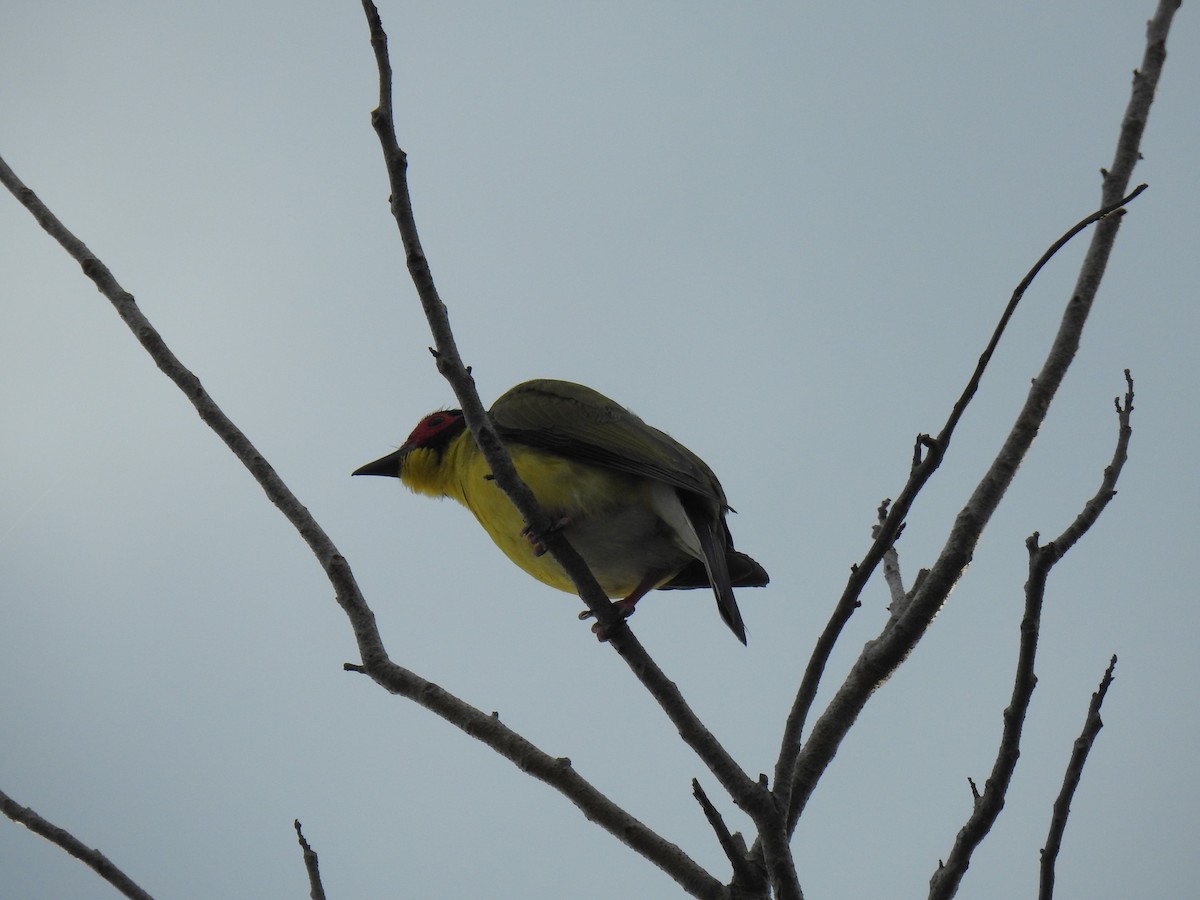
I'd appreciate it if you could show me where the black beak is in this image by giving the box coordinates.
[352,447,407,478]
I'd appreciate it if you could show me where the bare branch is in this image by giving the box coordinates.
[0,145,726,900]
[1047,370,1135,562]
[365,671,734,896]
[1039,656,1118,900]
[358,0,762,833]
[294,820,327,900]
[772,187,1146,826]
[0,787,155,900]
[929,370,1133,898]
[780,0,1177,837]
[770,181,1145,811]
[0,150,391,673]
[0,108,732,900]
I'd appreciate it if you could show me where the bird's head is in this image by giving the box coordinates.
[353,409,468,495]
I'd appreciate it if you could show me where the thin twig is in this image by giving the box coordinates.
[294,820,327,900]
[938,188,1143,448]
[779,0,1176,837]
[691,780,761,891]
[1039,656,1118,900]
[0,788,155,900]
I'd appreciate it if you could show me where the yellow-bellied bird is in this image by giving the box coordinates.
[354,379,767,643]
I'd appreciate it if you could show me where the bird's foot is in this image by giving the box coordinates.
[521,516,571,557]
[579,599,638,642]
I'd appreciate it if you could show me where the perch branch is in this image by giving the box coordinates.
[358,0,762,832]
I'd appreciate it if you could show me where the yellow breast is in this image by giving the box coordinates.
[401,434,694,597]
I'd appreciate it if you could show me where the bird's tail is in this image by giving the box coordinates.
[690,514,748,645]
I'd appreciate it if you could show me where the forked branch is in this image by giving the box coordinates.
[929,373,1133,899]
[770,188,1143,808]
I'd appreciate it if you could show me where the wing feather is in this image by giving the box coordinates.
[490,380,726,504]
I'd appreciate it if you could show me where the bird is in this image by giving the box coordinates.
[353,379,768,643]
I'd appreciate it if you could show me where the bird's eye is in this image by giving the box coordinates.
[428,415,445,427]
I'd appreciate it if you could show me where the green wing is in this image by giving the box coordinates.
[489,379,727,505]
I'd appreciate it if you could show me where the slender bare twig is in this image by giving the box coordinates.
[1039,656,1118,900]
[938,190,1142,451]
[928,372,1134,899]
[692,780,762,892]
[357,0,766,846]
[294,820,328,900]
[779,0,1176,837]
[0,788,155,900]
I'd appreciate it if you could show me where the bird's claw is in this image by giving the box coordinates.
[522,516,571,557]
[579,599,637,641]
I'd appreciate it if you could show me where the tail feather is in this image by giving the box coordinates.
[690,513,748,645]
[658,551,769,590]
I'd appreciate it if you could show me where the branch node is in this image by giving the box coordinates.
[912,434,937,469]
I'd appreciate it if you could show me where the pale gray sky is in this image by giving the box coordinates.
[3,3,1198,898]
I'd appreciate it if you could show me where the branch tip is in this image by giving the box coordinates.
[294,819,327,900]
[1040,653,1120,898]
[691,780,761,889]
